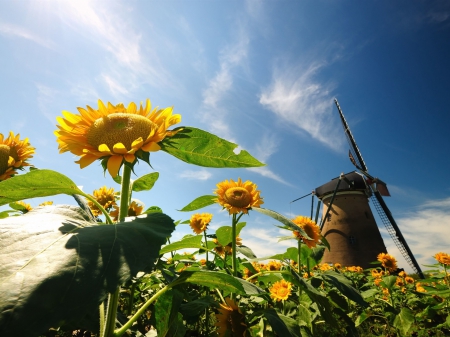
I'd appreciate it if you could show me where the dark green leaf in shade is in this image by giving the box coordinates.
[155,289,184,337]
[355,310,370,327]
[159,127,265,168]
[132,172,159,192]
[179,296,216,318]
[252,207,310,239]
[216,222,246,246]
[179,195,217,212]
[159,235,204,255]
[0,169,87,206]
[264,308,301,337]
[393,307,414,336]
[0,205,175,337]
[321,271,367,307]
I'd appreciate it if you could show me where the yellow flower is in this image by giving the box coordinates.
[265,260,282,271]
[213,237,242,256]
[269,279,292,302]
[0,132,34,181]
[395,277,405,287]
[398,271,407,278]
[435,252,450,265]
[110,200,144,221]
[347,266,364,273]
[416,282,426,292]
[334,263,342,270]
[88,186,118,216]
[292,216,321,248]
[377,253,398,272]
[320,263,332,271]
[189,213,213,234]
[39,201,53,206]
[405,276,414,284]
[215,298,247,337]
[55,99,181,177]
[214,178,263,214]
[16,201,32,213]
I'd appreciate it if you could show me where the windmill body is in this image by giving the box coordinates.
[316,172,388,268]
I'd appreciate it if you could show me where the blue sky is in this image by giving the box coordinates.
[1,0,450,273]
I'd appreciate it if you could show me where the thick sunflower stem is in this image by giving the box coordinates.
[231,214,238,277]
[102,165,133,337]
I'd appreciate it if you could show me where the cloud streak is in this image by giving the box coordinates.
[178,169,213,181]
[260,62,342,150]
[0,23,55,49]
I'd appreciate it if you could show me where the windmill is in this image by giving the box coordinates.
[313,99,424,277]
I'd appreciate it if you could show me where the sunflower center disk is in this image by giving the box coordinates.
[86,113,156,152]
[0,144,11,175]
[224,187,252,208]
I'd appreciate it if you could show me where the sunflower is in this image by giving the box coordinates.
[269,279,292,302]
[55,99,181,177]
[214,178,263,214]
[87,186,118,216]
[265,260,282,271]
[377,252,398,272]
[292,216,321,248]
[405,276,415,284]
[189,213,213,234]
[213,237,242,256]
[39,201,53,206]
[0,131,34,181]
[15,201,32,213]
[435,252,450,266]
[215,297,247,337]
[110,200,144,221]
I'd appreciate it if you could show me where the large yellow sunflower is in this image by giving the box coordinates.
[292,216,321,248]
[55,99,181,177]
[215,297,247,337]
[189,213,213,234]
[377,252,398,272]
[214,178,263,214]
[435,252,450,266]
[269,279,292,302]
[0,131,34,181]
[87,186,118,216]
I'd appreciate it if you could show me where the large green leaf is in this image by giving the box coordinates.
[159,235,204,254]
[0,205,175,337]
[264,308,301,337]
[155,289,184,337]
[160,127,265,168]
[393,307,414,336]
[321,271,367,307]
[216,222,246,246]
[132,172,159,192]
[252,207,309,239]
[179,195,217,212]
[0,169,87,206]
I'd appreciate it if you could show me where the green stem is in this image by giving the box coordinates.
[114,284,172,337]
[204,230,209,267]
[231,214,237,277]
[102,165,133,337]
[83,193,114,224]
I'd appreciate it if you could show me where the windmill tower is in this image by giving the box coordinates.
[316,99,423,277]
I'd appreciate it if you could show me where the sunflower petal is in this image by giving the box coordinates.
[124,154,135,163]
[107,155,123,178]
[98,144,112,154]
[76,154,99,169]
[141,142,161,152]
[113,143,128,154]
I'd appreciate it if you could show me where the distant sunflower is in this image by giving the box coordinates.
[110,200,144,221]
[55,99,181,177]
[265,260,282,271]
[269,279,292,302]
[88,186,117,216]
[39,201,53,206]
[214,178,263,214]
[292,216,321,248]
[215,297,247,337]
[377,253,398,272]
[0,131,34,181]
[435,252,450,266]
[15,201,33,214]
[189,213,213,234]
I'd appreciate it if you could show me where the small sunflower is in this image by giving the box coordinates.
[55,99,181,177]
[39,201,54,206]
[213,237,242,256]
[405,276,415,284]
[292,216,321,248]
[269,279,292,302]
[87,186,118,216]
[15,201,32,214]
[435,252,450,266]
[0,131,34,181]
[377,252,398,272]
[265,260,282,271]
[214,178,263,214]
[110,200,144,221]
[215,297,247,337]
[189,213,213,234]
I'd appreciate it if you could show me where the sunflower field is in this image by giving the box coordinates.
[0,99,449,337]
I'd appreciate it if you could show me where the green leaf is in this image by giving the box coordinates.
[252,207,310,239]
[160,127,265,168]
[155,289,183,337]
[0,205,175,336]
[179,195,217,212]
[173,271,250,294]
[0,210,19,219]
[132,172,159,192]
[382,275,398,290]
[0,169,87,206]
[393,307,414,336]
[8,202,28,211]
[216,222,246,246]
[144,206,163,214]
[160,235,204,254]
[321,271,367,307]
[237,245,257,259]
[264,308,301,337]
[355,310,369,327]
[179,296,216,318]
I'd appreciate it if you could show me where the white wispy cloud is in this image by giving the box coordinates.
[178,169,213,181]
[240,227,293,258]
[0,23,55,49]
[380,197,450,274]
[200,30,249,141]
[247,133,291,185]
[259,62,343,151]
